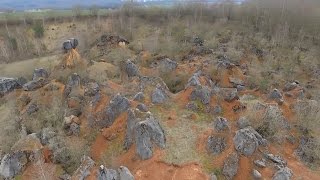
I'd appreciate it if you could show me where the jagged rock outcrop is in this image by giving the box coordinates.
[63,38,78,51]
[253,169,262,179]
[22,68,49,91]
[158,58,178,72]
[190,85,211,105]
[98,167,118,180]
[254,159,266,168]
[220,88,239,102]
[97,34,129,47]
[32,68,48,80]
[26,103,38,115]
[118,166,134,180]
[223,152,239,180]
[269,89,284,104]
[125,59,139,78]
[214,117,229,132]
[64,73,81,97]
[135,116,166,160]
[0,151,28,179]
[237,117,250,129]
[151,86,168,104]
[23,78,48,91]
[0,77,22,95]
[124,109,166,160]
[97,166,134,180]
[265,154,287,167]
[138,76,169,93]
[72,156,95,180]
[133,92,145,102]
[186,71,202,88]
[124,109,138,150]
[98,94,130,128]
[283,81,300,92]
[84,81,100,96]
[233,127,267,156]
[207,135,226,155]
[272,167,293,180]
[136,103,148,112]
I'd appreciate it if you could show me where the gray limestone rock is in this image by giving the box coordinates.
[223,152,239,180]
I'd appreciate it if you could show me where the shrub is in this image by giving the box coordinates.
[0,100,20,153]
[32,22,44,38]
[24,98,65,133]
[9,37,18,51]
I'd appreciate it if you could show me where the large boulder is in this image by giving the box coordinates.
[97,166,134,180]
[151,86,168,104]
[190,85,211,105]
[159,58,178,72]
[136,103,148,112]
[272,167,293,180]
[63,38,78,51]
[99,94,130,128]
[26,103,38,115]
[220,88,239,102]
[214,117,229,132]
[97,34,129,47]
[269,89,284,104]
[0,151,28,179]
[223,152,239,179]
[253,169,262,179]
[125,59,139,78]
[64,73,81,97]
[265,154,287,167]
[0,77,21,95]
[118,166,134,180]
[23,78,48,91]
[135,116,166,160]
[72,156,95,180]
[207,135,227,155]
[133,92,145,102]
[124,112,166,160]
[84,81,100,97]
[283,81,299,92]
[63,41,72,51]
[32,68,48,80]
[254,159,266,168]
[124,109,138,150]
[186,71,201,88]
[233,127,267,156]
[237,117,250,129]
[98,167,118,180]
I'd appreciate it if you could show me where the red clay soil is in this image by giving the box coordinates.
[90,112,127,161]
[173,87,194,107]
[234,155,253,180]
[90,134,109,161]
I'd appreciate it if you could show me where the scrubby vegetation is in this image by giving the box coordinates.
[0,0,320,179]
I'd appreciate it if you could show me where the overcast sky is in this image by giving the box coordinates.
[0,0,123,10]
